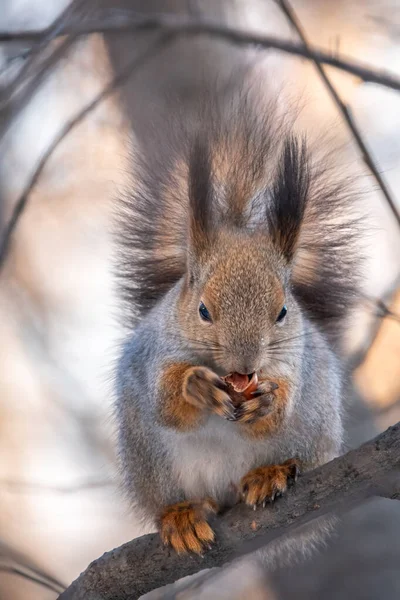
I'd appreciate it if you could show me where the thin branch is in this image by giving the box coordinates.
[1,12,400,273]
[374,298,400,324]
[276,0,400,229]
[0,0,85,109]
[58,422,400,600]
[1,14,400,92]
[0,48,32,77]
[0,37,77,140]
[0,478,112,493]
[0,539,66,592]
[349,278,400,370]
[0,33,172,272]
[0,1,99,140]
[0,565,64,594]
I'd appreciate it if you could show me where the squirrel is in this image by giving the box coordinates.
[115,81,361,555]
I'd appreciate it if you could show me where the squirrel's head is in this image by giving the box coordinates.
[178,135,310,376]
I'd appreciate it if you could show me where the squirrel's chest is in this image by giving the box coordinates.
[168,417,274,504]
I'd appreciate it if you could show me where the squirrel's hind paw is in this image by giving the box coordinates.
[160,498,218,554]
[240,459,300,508]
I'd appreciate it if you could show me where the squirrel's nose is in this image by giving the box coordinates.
[230,352,259,376]
[239,368,255,377]
[236,362,257,377]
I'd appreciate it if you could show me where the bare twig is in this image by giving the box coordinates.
[0,478,112,493]
[0,1,98,140]
[276,0,400,229]
[1,11,400,272]
[58,422,400,600]
[374,298,400,324]
[0,539,66,592]
[349,278,400,370]
[0,565,64,594]
[0,33,172,271]
[0,37,77,140]
[0,48,32,77]
[1,14,400,92]
[0,0,85,108]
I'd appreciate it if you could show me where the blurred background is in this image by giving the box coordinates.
[0,1,399,598]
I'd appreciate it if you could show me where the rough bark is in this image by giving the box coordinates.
[58,422,400,600]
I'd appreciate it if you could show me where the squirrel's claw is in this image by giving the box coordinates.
[184,366,236,421]
[239,459,300,507]
[234,395,273,424]
[251,381,279,396]
[160,498,218,555]
[287,460,300,483]
[233,380,278,424]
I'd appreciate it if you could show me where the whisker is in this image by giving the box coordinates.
[261,355,292,367]
[266,331,314,348]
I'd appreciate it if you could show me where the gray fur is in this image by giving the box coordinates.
[116,280,343,525]
[115,84,357,529]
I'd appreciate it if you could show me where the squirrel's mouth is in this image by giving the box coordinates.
[223,372,257,393]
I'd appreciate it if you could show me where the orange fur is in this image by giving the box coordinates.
[239,378,292,439]
[159,363,235,430]
[158,363,204,431]
[183,366,235,420]
[160,498,218,554]
[240,458,300,506]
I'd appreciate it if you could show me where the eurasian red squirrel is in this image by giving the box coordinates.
[115,80,360,554]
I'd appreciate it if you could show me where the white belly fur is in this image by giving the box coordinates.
[168,416,274,504]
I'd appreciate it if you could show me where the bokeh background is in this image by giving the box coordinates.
[0,1,399,598]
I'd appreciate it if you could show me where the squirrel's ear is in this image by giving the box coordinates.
[187,137,214,280]
[267,136,310,262]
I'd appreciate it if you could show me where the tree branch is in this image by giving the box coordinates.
[0,37,77,141]
[0,33,172,272]
[346,279,400,372]
[276,0,400,228]
[58,422,400,600]
[0,538,66,595]
[0,477,111,494]
[0,0,86,110]
[1,14,400,92]
[0,565,64,595]
[2,9,400,273]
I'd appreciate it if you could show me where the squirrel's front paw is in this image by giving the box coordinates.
[183,366,235,420]
[240,459,300,508]
[160,498,218,554]
[234,381,277,424]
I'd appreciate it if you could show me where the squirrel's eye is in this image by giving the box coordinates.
[199,301,212,323]
[276,305,287,323]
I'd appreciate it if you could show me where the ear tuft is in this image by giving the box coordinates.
[188,136,214,272]
[267,136,310,261]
